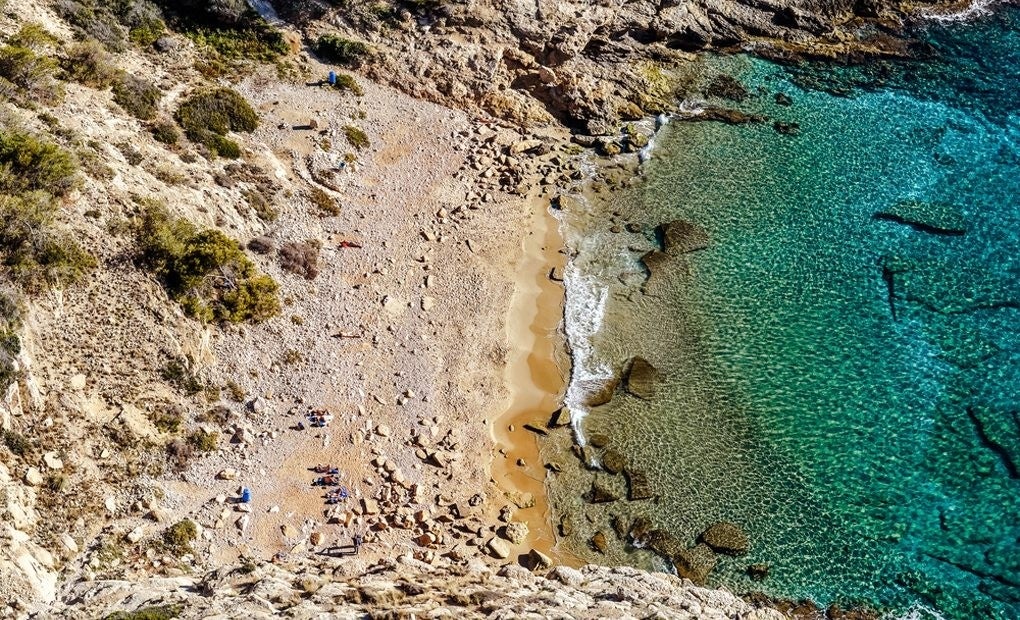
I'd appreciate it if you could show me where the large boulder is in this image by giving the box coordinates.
[698,521,750,556]
[578,376,618,407]
[625,468,654,501]
[623,357,660,399]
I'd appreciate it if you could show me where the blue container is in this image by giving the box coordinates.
[328,71,336,86]
[241,487,252,503]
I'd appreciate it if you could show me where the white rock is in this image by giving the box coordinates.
[23,467,43,486]
[126,526,145,543]
[69,374,86,390]
[104,497,118,513]
[59,533,78,553]
[42,452,63,470]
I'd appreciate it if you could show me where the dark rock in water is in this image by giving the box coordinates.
[625,222,643,233]
[597,139,623,156]
[874,200,967,235]
[705,74,749,102]
[601,449,627,474]
[629,516,654,541]
[590,530,609,554]
[589,433,610,448]
[579,377,618,407]
[611,514,629,539]
[827,603,881,620]
[657,220,709,255]
[548,407,571,428]
[698,521,750,555]
[691,107,766,125]
[773,120,801,135]
[625,468,654,501]
[673,544,718,585]
[590,480,619,503]
[558,515,573,537]
[775,92,793,106]
[523,423,549,436]
[623,356,660,399]
[641,250,676,296]
[553,194,583,211]
[747,563,770,581]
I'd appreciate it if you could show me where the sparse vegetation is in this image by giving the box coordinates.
[150,120,180,145]
[333,73,363,96]
[2,429,31,456]
[112,73,161,120]
[243,188,278,222]
[224,380,245,402]
[0,288,22,388]
[187,429,218,452]
[175,87,258,158]
[151,407,184,434]
[282,349,303,364]
[162,520,197,555]
[343,125,369,150]
[61,40,118,88]
[279,240,321,280]
[105,604,183,620]
[135,204,279,322]
[56,0,166,52]
[309,187,340,216]
[315,35,370,67]
[0,128,94,290]
[0,29,62,105]
[160,359,203,395]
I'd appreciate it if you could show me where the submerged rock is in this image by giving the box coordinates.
[601,449,626,475]
[590,530,609,554]
[874,200,967,235]
[658,220,710,256]
[590,480,619,503]
[747,563,770,581]
[578,377,618,407]
[698,521,750,556]
[673,544,718,585]
[623,356,661,399]
[625,468,654,501]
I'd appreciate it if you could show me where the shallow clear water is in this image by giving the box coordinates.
[551,8,1020,619]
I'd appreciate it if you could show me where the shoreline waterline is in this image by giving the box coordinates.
[489,195,583,565]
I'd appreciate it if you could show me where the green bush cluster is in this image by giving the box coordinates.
[0,128,94,290]
[156,0,287,72]
[61,40,118,88]
[135,204,279,323]
[112,73,161,120]
[2,429,31,456]
[105,605,183,620]
[174,87,257,158]
[315,35,370,67]
[186,429,218,452]
[150,121,180,145]
[0,25,62,105]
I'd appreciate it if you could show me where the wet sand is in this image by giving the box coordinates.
[489,197,584,564]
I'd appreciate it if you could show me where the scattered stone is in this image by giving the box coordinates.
[548,566,584,587]
[522,423,548,436]
[23,467,43,486]
[281,524,299,538]
[775,92,793,106]
[548,407,571,428]
[509,139,542,155]
[589,481,618,504]
[69,374,86,390]
[698,521,749,556]
[527,548,553,570]
[588,434,610,449]
[126,526,145,543]
[773,121,801,136]
[487,537,511,559]
[601,450,626,475]
[361,498,380,515]
[217,469,238,481]
[502,521,529,545]
[590,531,608,554]
[310,531,324,546]
[375,424,391,437]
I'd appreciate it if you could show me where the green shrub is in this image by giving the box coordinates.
[343,125,369,150]
[105,604,183,620]
[243,188,278,222]
[175,87,257,158]
[308,187,340,216]
[150,121,179,145]
[160,359,203,395]
[0,44,61,104]
[333,73,363,96]
[56,0,166,52]
[61,40,118,88]
[135,204,279,322]
[187,429,218,452]
[315,35,370,67]
[163,520,197,555]
[151,407,183,434]
[0,130,93,290]
[2,429,30,456]
[156,0,286,70]
[112,73,161,120]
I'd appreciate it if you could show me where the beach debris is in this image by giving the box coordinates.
[549,266,564,281]
[698,521,749,556]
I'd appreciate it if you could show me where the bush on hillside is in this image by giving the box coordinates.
[61,40,118,87]
[0,129,93,290]
[333,73,363,96]
[0,42,62,104]
[279,240,320,280]
[0,288,21,389]
[175,87,257,158]
[112,73,161,120]
[155,0,287,70]
[315,35,370,67]
[55,0,166,51]
[135,204,279,323]
[150,120,180,145]
[343,125,369,150]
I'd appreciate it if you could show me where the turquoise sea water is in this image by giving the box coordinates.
[554,8,1019,619]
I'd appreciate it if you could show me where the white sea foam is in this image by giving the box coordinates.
[887,603,948,620]
[922,0,999,22]
[561,263,613,445]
